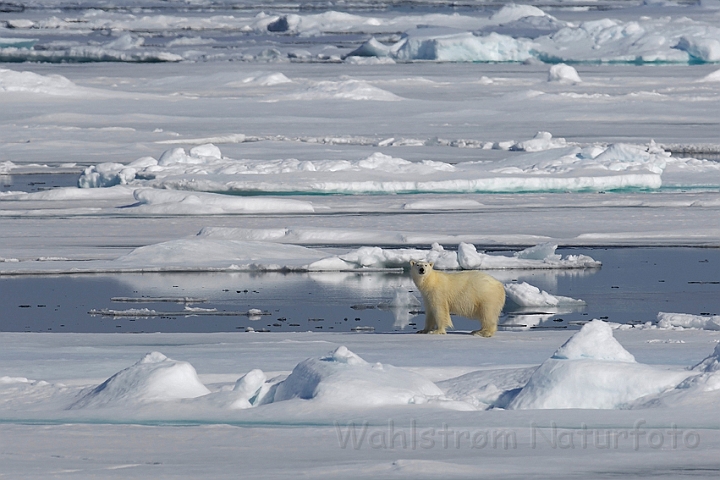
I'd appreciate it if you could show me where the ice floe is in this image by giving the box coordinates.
[506,320,694,409]
[657,312,720,331]
[69,352,210,409]
[266,346,445,406]
[504,282,586,308]
[76,141,682,195]
[6,324,720,420]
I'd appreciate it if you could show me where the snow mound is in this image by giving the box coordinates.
[511,131,568,152]
[508,321,691,409]
[230,369,269,409]
[0,68,85,96]
[238,72,292,86]
[267,346,444,406]
[553,320,635,362]
[698,69,720,82]
[505,282,585,308]
[438,366,537,409]
[638,343,720,407]
[283,80,401,101]
[691,343,720,374]
[548,63,582,84]
[490,4,549,24]
[115,239,326,270]
[70,352,210,408]
[347,37,393,58]
[657,312,720,330]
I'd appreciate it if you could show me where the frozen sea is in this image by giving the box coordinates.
[2,0,720,478]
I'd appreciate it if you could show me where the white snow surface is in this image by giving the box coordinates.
[2,325,720,477]
[2,323,720,422]
[69,352,211,408]
[508,320,693,409]
[267,346,447,406]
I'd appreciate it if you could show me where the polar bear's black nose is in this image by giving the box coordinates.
[418,267,425,274]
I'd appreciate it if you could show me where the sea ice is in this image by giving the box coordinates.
[507,320,693,409]
[75,141,678,196]
[547,63,582,84]
[266,346,445,406]
[69,352,211,409]
[504,282,585,308]
[657,312,720,330]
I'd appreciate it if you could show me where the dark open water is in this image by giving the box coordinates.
[1,247,718,333]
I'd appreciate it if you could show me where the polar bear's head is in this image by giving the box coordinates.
[410,260,434,278]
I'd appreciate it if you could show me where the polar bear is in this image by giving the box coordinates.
[410,260,505,337]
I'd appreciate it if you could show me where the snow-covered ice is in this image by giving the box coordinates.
[2,324,720,476]
[3,0,720,477]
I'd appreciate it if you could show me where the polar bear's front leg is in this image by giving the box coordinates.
[428,302,452,334]
[417,305,437,334]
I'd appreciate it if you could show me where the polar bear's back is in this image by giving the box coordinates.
[425,269,505,317]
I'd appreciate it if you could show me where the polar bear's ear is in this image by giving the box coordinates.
[410,260,416,266]
[428,262,434,268]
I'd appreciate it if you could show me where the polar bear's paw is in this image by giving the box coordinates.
[471,329,494,338]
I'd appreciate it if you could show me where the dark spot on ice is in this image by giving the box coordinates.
[267,16,290,32]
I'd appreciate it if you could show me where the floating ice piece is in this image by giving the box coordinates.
[115,239,327,270]
[0,160,15,174]
[266,346,443,406]
[457,242,600,270]
[504,282,585,308]
[514,242,560,261]
[553,320,635,362]
[508,321,692,409]
[657,312,720,330]
[69,352,210,408]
